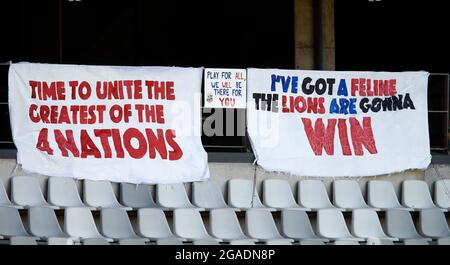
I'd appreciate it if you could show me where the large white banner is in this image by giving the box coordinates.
[247,68,431,177]
[9,62,209,184]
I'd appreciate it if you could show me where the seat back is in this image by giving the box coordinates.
[298,180,333,209]
[0,206,30,237]
[173,209,210,240]
[0,181,12,205]
[156,183,192,208]
[419,208,450,238]
[100,208,137,239]
[12,176,47,207]
[367,180,402,209]
[137,208,173,239]
[434,180,450,209]
[351,209,387,239]
[192,180,227,209]
[48,177,84,207]
[210,208,246,240]
[317,209,353,239]
[84,180,121,208]
[28,207,66,238]
[263,179,297,208]
[385,210,420,239]
[9,236,37,245]
[64,207,103,239]
[120,183,155,209]
[245,209,282,240]
[402,180,435,209]
[281,210,316,239]
[228,179,263,209]
[333,180,368,209]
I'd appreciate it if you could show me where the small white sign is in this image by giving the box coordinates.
[204,68,247,109]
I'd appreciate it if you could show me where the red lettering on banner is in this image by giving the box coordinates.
[36,128,53,155]
[349,117,378,156]
[54,130,80,157]
[301,118,336,156]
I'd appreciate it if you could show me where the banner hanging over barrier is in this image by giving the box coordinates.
[9,63,209,184]
[247,68,431,177]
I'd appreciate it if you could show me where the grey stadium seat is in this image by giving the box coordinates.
[47,238,75,245]
[333,180,375,211]
[437,237,450,245]
[120,183,157,210]
[367,180,412,211]
[263,179,310,211]
[245,209,294,244]
[332,240,360,245]
[402,180,437,211]
[297,180,337,211]
[228,179,275,211]
[156,183,203,210]
[118,239,147,245]
[9,236,38,245]
[0,206,35,239]
[385,210,432,243]
[156,238,184,245]
[48,177,89,209]
[281,210,329,243]
[434,180,450,211]
[83,180,132,210]
[173,208,221,242]
[209,208,257,244]
[64,207,113,242]
[317,209,364,242]
[0,181,23,209]
[365,238,395,245]
[419,208,450,239]
[137,208,182,241]
[11,176,58,209]
[100,208,149,243]
[28,207,71,240]
[192,180,235,210]
[82,238,110,245]
[193,239,220,245]
[351,209,398,242]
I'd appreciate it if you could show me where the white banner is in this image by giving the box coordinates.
[204,68,247,109]
[9,62,209,184]
[247,68,431,177]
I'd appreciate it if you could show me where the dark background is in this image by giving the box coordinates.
[0,0,449,150]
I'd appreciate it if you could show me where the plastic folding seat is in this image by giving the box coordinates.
[367,180,412,211]
[11,176,58,209]
[263,179,310,211]
[82,238,110,245]
[298,180,337,211]
[192,180,236,210]
[437,237,450,245]
[118,239,146,245]
[9,236,37,245]
[137,208,182,241]
[120,183,157,210]
[0,206,35,239]
[434,180,450,211]
[0,181,23,209]
[100,208,149,243]
[403,239,430,245]
[173,209,221,242]
[351,209,398,242]
[333,180,374,211]
[418,208,450,239]
[209,208,257,244]
[245,209,294,244]
[64,207,113,242]
[48,177,90,209]
[193,239,220,245]
[83,180,132,210]
[47,238,75,245]
[28,207,72,241]
[156,183,203,210]
[402,180,437,211]
[297,240,325,245]
[265,239,292,245]
[229,240,256,245]
[366,238,395,245]
[228,179,275,211]
[316,209,364,242]
[156,238,184,245]
[385,210,432,243]
[332,240,360,245]
[281,210,329,243]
